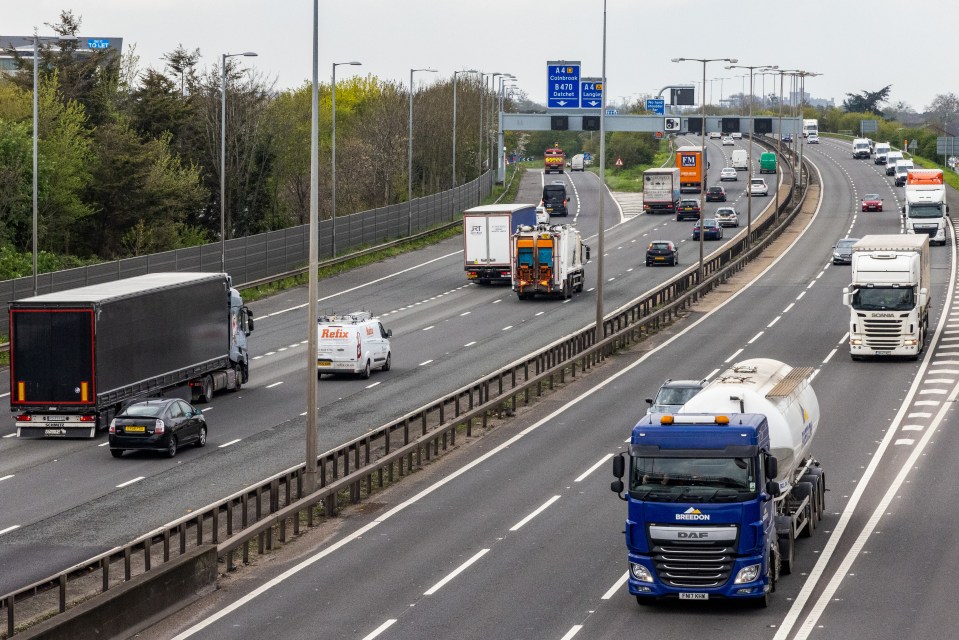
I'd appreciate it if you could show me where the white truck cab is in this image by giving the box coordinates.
[317,312,392,379]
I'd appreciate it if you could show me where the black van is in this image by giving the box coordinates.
[542,182,570,217]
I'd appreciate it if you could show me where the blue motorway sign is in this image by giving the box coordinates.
[605,109,618,116]
[581,78,603,108]
[583,152,592,161]
[547,61,581,109]
[645,98,665,115]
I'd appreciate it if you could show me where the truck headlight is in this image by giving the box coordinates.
[850,338,862,346]
[629,562,654,583]
[734,563,762,584]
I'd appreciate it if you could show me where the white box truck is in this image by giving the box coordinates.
[802,119,818,137]
[512,222,590,299]
[642,167,681,214]
[903,169,949,245]
[463,204,538,284]
[843,235,930,360]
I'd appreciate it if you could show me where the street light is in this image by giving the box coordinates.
[220,50,257,273]
[408,67,437,236]
[771,69,800,224]
[332,60,361,255]
[495,74,515,182]
[452,69,478,213]
[727,64,777,247]
[672,57,737,283]
[31,32,77,296]
[306,0,319,494]
[478,72,499,174]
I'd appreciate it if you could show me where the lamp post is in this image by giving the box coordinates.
[772,69,799,224]
[498,78,517,183]
[220,50,257,273]
[727,64,777,247]
[794,71,821,190]
[331,61,361,256]
[408,68,437,236]
[31,32,77,295]
[478,72,498,174]
[596,0,609,339]
[672,56,737,283]
[452,69,478,212]
[306,0,320,494]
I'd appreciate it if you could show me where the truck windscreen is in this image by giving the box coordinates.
[629,457,757,502]
[851,286,915,311]
[908,203,943,218]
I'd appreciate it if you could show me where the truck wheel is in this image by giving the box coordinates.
[232,364,243,391]
[200,376,214,403]
[361,360,371,379]
[564,278,572,299]
[165,436,178,459]
[635,596,656,606]
[802,470,826,519]
[383,352,391,371]
[795,482,817,537]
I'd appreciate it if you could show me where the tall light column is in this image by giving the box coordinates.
[672,56,737,283]
[497,78,516,184]
[220,50,257,273]
[408,68,437,236]
[596,0,608,339]
[305,0,320,494]
[452,69,478,213]
[31,32,77,295]
[331,60,361,256]
[727,64,777,247]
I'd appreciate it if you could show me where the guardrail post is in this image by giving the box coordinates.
[58,574,66,612]
[101,557,110,592]
[196,514,203,547]
[124,547,132,581]
[213,507,220,544]
[7,594,14,637]
[144,538,152,572]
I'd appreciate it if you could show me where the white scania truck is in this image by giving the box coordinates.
[843,235,930,360]
[902,169,949,246]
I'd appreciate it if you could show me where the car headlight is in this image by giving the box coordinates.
[630,562,654,583]
[734,563,762,584]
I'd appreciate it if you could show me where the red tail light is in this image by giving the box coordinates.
[15,414,31,422]
[356,335,362,359]
[79,415,96,422]
[154,419,165,434]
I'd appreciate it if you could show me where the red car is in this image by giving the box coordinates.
[861,193,883,212]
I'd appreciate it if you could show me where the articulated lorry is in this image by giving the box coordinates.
[512,222,589,299]
[675,146,706,193]
[9,272,254,438]
[463,204,538,284]
[642,168,681,214]
[843,235,930,359]
[611,358,823,607]
[903,169,949,245]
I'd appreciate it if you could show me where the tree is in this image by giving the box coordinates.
[926,93,959,132]
[842,85,891,115]
[130,69,193,141]
[162,44,201,97]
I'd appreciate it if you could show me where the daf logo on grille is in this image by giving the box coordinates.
[677,531,708,539]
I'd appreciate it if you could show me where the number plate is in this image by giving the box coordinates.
[317,361,331,367]
[655,257,664,261]
[679,592,709,600]
[875,351,891,356]
[124,425,146,433]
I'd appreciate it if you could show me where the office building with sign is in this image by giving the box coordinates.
[0,36,123,76]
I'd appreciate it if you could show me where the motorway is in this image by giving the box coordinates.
[138,137,959,640]
[0,135,784,592]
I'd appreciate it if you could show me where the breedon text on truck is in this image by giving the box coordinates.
[9,272,254,438]
[611,358,823,607]
[844,234,930,359]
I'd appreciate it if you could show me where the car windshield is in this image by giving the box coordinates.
[836,239,858,249]
[709,187,721,192]
[851,286,915,311]
[544,187,565,198]
[654,386,701,406]
[121,404,165,418]
[629,456,757,502]
[751,179,763,185]
[863,194,880,200]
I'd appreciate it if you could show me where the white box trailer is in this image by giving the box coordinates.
[463,204,538,284]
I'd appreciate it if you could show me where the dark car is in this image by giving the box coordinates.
[676,198,701,221]
[692,218,723,241]
[832,237,860,265]
[645,240,679,266]
[646,379,706,414]
[861,194,883,212]
[782,133,793,143]
[109,398,207,458]
[705,185,727,202]
[542,182,569,216]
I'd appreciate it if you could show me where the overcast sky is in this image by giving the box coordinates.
[6,0,954,112]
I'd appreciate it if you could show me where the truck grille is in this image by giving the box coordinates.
[863,318,905,349]
[650,543,735,588]
[913,225,938,237]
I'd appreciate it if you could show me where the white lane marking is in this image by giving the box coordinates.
[575,454,614,483]
[360,620,397,640]
[502,325,513,331]
[423,325,435,331]
[767,316,781,328]
[252,356,263,360]
[928,369,959,374]
[2,434,15,439]
[365,382,382,389]
[602,571,630,600]
[201,408,213,413]
[747,331,764,345]
[116,477,145,488]
[535,311,545,317]
[919,389,948,394]
[705,368,720,380]
[278,348,287,352]
[838,333,850,346]
[559,626,584,640]
[423,548,489,595]
[796,291,806,300]
[98,442,109,447]
[822,348,837,364]
[460,311,471,316]
[783,303,795,313]
[924,379,955,384]
[901,424,924,431]
[266,381,284,389]
[492,299,502,304]
[0,475,14,482]
[907,412,932,418]
[914,400,940,406]
[510,495,561,532]
[419,360,433,366]
[724,348,744,363]
[0,392,8,398]
[219,439,242,448]
[806,280,816,289]
[0,525,21,536]
[895,438,916,445]
[464,342,476,347]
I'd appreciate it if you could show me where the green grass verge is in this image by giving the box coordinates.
[586,145,673,193]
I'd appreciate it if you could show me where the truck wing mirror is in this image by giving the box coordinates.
[585,245,591,261]
[842,288,852,306]
[645,397,653,405]
[765,480,780,498]
[612,452,625,479]
[764,455,778,480]
[611,479,626,499]
[386,329,393,338]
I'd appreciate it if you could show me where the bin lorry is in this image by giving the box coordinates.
[512,222,589,299]
[611,358,823,607]
[544,146,566,174]
[9,272,254,438]
[843,235,930,359]
[642,168,681,214]
[675,146,706,193]
[902,169,949,245]
[463,204,538,284]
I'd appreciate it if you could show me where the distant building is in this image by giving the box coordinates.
[0,35,122,75]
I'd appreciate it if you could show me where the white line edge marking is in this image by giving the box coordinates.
[464,341,476,347]
[116,477,145,488]
[0,475,13,482]
[510,496,561,532]
[419,360,433,366]
[724,348,744,363]
[423,548,489,595]
[365,381,382,389]
[575,454,614,483]
[266,381,283,389]
[602,571,630,600]
[360,619,397,640]
[0,525,20,536]
[219,439,242,448]
[171,168,828,639]
[559,625,584,640]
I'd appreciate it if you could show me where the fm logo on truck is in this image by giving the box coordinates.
[676,507,710,521]
[321,328,350,339]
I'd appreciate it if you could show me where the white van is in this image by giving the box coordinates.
[570,154,585,172]
[316,312,392,379]
[874,142,891,165]
[731,149,749,170]
[885,151,904,176]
